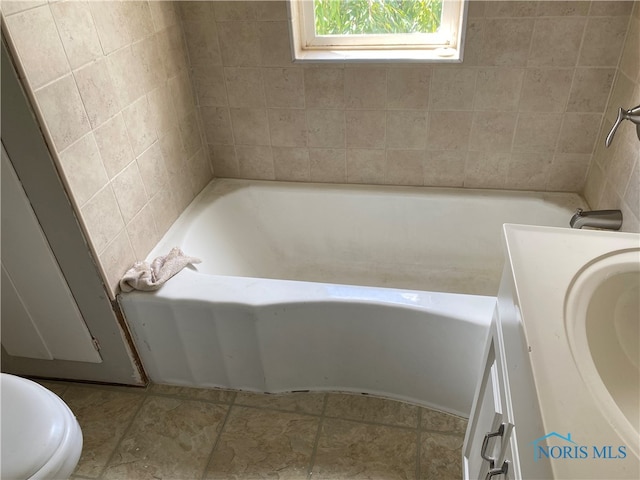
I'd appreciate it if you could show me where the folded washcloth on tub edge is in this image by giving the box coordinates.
[119,247,201,293]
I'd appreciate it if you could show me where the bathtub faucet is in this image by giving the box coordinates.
[569,208,622,230]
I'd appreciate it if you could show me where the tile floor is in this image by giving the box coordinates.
[38,380,467,480]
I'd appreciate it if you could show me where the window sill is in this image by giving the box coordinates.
[291,47,463,64]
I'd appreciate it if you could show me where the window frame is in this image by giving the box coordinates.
[288,0,468,63]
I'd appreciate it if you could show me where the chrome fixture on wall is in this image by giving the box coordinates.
[605,105,640,147]
[569,208,623,230]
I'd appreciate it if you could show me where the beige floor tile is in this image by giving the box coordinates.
[35,379,70,397]
[419,432,464,480]
[325,393,419,428]
[64,386,145,478]
[103,395,228,480]
[205,406,319,479]
[235,391,326,415]
[149,382,236,403]
[312,418,417,480]
[420,409,468,435]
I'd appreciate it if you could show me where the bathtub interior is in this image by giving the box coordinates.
[150,180,585,296]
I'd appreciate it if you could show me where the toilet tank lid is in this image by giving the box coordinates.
[0,374,74,479]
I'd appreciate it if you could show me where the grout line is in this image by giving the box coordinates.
[94,392,148,480]
[199,402,235,480]
[306,393,328,479]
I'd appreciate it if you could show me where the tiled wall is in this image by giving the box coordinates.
[2,1,211,296]
[584,0,640,232]
[2,0,638,300]
[183,1,632,193]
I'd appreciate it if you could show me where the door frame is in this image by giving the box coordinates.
[1,38,145,385]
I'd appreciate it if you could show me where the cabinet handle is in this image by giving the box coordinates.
[481,423,505,466]
[485,460,509,479]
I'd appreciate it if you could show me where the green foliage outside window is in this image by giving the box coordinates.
[313,0,443,36]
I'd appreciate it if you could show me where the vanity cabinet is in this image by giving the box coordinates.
[463,314,516,480]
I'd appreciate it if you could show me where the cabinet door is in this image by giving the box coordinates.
[463,326,513,479]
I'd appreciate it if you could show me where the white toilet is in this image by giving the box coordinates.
[1,373,83,479]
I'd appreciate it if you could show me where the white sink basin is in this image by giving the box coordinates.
[565,249,640,452]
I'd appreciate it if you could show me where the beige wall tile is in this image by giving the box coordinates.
[182,19,222,67]
[111,162,148,223]
[210,145,239,178]
[1,0,47,16]
[159,127,187,177]
[506,152,553,190]
[304,67,344,109]
[344,67,387,109]
[80,185,125,254]
[34,74,91,152]
[88,1,131,55]
[94,113,136,179]
[427,111,473,151]
[528,17,586,67]
[512,113,563,153]
[385,150,424,186]
[187,148,214,194]
[132,36,166,94]
[590,1,635,16]
[137,142,169,199]
[307,109,345,148]
[386,110,427,149]
[346,149,385,184]
[536,1,591,17]
[237,145,275,179]
[255,1,288,21]
[464,151,510,188]
[50,1,102,70]
[548,153,591,191]
[148,82,179,134]
[258,21,292,66]
[230,108,270,146]
[557,113,601,154]
[180,112,203,158]
[217,21,261,66]
[126,204,160,261]
[429,67,477,111]
[579,16,629,67]
[480,18,534,66]
[421,432,464,479]
[519,68,574,112]
[122,95,158,157]
[424,151,466,187]
[149,1,179,32]
[157,25,189,77]
[474,68,523,111]
[192,65,228,107]
[201,107,234,145]
[387,67,431,109]
[58,134,109,207]
[224,67,265,107]
[567,68,616,112]
[345,110,386,149]
[74,58,120,129]
[212,1,256,21]
[267,108,308,147]
[107,45,145,108]
[263,67,305,108]
[584,161,606,207]
[469,112,517,152]
[619,15,639,80]
[98,229,137,295]
[149,189,179,234]
[273,147,311,181]
[169,71,197,120]
[5,5,69,89]
[309,148,347,183]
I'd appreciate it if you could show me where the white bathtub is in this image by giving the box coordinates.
[120,179,585,416]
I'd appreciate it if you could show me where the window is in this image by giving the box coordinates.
[289,0,467,62]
